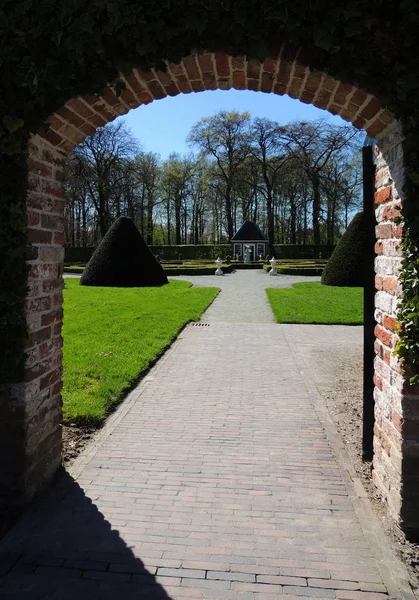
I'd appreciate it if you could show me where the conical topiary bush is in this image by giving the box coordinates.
[80,217,168,287]
[321,212,365,287]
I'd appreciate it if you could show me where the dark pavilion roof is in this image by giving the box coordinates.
[231,220,267,241]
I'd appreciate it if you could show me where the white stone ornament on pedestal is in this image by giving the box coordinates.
[269,256,277,276]
[215,256,224,276]
[244,246,251,264]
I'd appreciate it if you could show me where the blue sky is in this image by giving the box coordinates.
[115,89,349,159]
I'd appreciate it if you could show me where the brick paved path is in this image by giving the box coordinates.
[0,275,410,599]
[170,269,321,323]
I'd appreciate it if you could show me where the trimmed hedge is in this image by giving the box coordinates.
[64,266,84,273]
[65,263,236,276]
[272,245,333,259]
[233,263,264,270]
[80,217,168,287]
[64,247,95,263]
[150,244,230,260]
[64,244,335,263]
[321,212,364,287]
[277,267,324,276]
[164,264,235,276]
[263,261,326,276]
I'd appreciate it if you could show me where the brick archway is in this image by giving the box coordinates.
[40,51,395,150]
[9,49,417,535]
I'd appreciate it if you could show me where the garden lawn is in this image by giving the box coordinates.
[266,282,363,325]
[62,279,218,426]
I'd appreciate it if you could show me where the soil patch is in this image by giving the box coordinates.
[62,423,97,464]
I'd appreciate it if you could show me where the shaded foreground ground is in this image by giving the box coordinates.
[0,322,413,599]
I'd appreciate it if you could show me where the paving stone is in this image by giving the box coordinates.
[82,570,130,582]
[181,577,231,589]
[157,567,206,579]
[232,582,283,594]
[309,578,361,590]
[0,274,399,598]
[335,592,388,600]
[257,574,307,586]
[170,269,321,323]
[283,585,336,597]
[207,570,256,582]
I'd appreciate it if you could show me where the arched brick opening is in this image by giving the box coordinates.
[7,50,417,536]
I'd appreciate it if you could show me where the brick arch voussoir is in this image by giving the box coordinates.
[38,50,396,155]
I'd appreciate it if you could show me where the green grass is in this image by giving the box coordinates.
[266,282,363,324]
[62,279,218,426]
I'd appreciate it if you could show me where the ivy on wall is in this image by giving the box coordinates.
[395,176,419,385]
[0,0,418,384]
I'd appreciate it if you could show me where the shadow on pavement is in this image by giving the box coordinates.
[0,470,173,599]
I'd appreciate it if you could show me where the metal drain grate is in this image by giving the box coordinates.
[192,323,211,327]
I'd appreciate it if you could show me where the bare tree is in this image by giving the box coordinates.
[65,114,363,249]
[187,110,252,240]
[68,122,141,237]
[64,155,96,246]
[161,153,196,244]
[134,152,161,245]
[247,117,292,250]
[278,120,361,245]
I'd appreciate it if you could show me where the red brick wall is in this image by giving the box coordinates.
[6,50,419,536]
[26,136,66,491]
[372,124,419,535]
[2,137,66,512]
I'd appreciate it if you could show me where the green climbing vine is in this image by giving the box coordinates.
[394,144,419,385]
[1,0,419,384]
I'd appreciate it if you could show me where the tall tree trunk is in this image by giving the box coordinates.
[82,198,87,246]
[96,183,108,237]
[146,195,153,245]
[183,200,187,244]
[140,183,145,236]
[194,208,199,244]
[127,189,134,220]
[326,199,332,245]
[290,200,297,244]
[98,208,107,237]
[225,186,234,240]
[266,190,274,251]
[326,195,337,245]
[166,201,171,245]
[252,188,258,223]
[312,171,321,245]
[175,195,181,244]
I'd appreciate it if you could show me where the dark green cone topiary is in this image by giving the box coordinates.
[80,217,168,287]
[321,212,365,287]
